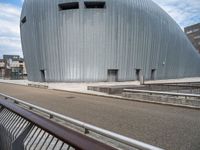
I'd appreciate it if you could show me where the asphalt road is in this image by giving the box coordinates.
[0,83,200,150]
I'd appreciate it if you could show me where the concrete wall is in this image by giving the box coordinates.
[123,92,200,108]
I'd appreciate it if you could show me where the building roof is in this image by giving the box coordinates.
[3,55,22,61]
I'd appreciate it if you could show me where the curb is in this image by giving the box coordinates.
[52,89,200,110]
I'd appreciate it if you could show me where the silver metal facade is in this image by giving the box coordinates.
[20,0,200,82]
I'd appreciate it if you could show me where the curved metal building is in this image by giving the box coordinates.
[20,0,200,82]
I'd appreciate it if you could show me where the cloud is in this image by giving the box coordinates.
[152,0,200,29]
[0,3,22,58]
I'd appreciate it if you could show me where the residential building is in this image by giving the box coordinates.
[0,55,27,79]
[185,23,200,53]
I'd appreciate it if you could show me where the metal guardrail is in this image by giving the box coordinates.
[0,93,164,150]
[124,89,200,98]
[143,84,200,94]
[144,81,200,86]
[0,99,117,150]
[148,84,200,88]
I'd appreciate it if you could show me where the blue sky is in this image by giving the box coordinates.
[0,0,23,6]
[0,0,200,58]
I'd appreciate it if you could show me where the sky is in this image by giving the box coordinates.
[0,0,200,58]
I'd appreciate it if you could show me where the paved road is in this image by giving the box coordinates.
[0,83,200,150]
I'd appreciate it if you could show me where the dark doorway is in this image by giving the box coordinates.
[151,69,156,80]
[107,69,118,82]
[40,70,46,82]
[135,69,141,81]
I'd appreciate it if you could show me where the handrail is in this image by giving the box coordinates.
[144,81,200,86]
[0,99,117,150]
[0,92,163,150]
[146,84,200,88]
[124,89,200,98]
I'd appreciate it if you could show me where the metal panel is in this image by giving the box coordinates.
[20,0,200,82]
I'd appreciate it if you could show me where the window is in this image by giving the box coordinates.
[186,30,192,34]
[193,29,199,32]
[194,36,200,39]
[58,2,79,10]
[186,29,200,34]
[21,16,26,24]
[84,1,106,9]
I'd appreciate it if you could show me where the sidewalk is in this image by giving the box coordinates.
[0,79,140,96]
[1,77,200,95]
[1,77,200,94]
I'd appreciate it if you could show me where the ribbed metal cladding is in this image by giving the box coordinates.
[20,0,200,82]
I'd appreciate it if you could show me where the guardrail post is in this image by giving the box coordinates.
[84,128,90,134]
[12,123,34,150]
[14,100,19,104]
[0,106,2,112]
[49,114,53,119]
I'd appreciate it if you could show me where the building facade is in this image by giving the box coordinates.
[185,23,200,53]
[0,59,5,78]
[0,55,27,79]
[20,0,200,82]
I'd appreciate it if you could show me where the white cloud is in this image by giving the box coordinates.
[152,0,200,29]
[0,3,22,58]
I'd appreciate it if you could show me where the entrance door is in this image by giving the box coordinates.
[135,69,141,81]
[107,69,118,82]
[151,69,156,80]
[40,70,46,82]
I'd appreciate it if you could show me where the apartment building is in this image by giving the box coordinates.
[185,23,200,53]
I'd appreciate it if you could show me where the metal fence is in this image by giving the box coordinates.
[0,99,117,150]
[0,93,164,150]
